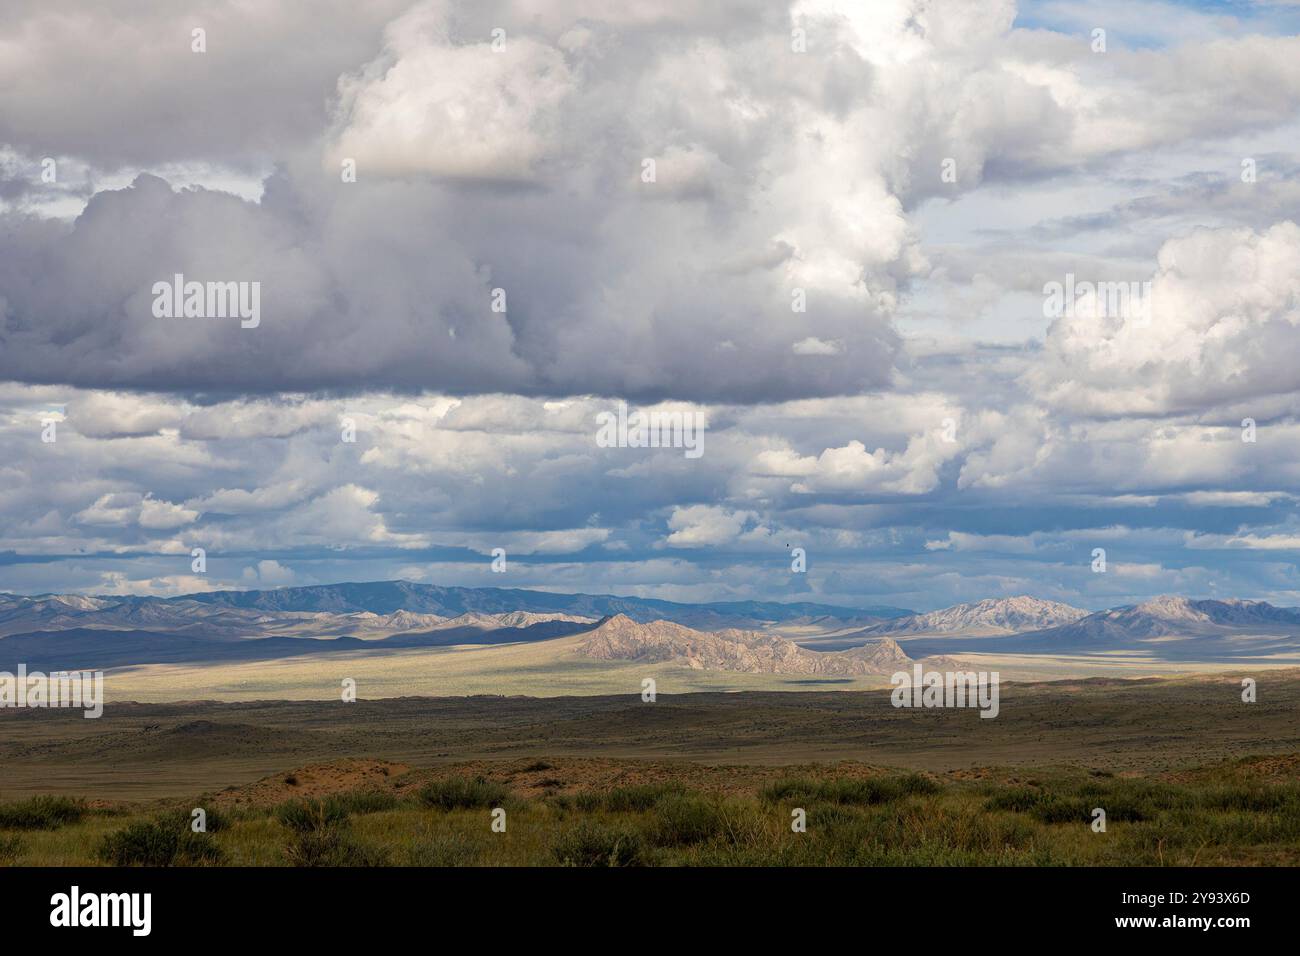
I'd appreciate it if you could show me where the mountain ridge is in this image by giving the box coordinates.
[860,596,1089,636]
[0,581,912,633]
[1023,595,1300,644]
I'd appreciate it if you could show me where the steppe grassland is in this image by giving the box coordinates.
[3,755,1298,867]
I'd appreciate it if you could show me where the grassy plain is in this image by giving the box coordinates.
[2,754,1297,867]
[1,670,1298,865]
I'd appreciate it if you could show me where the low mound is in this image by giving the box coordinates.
[213,759,411,808]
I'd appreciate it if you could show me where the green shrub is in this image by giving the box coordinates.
[96,820,225,866]
[0,795,87,830]
[984,785,1050,814]
[552,822,646,866]
[649,795,727,846]
[418,777,508,811]
[275,798,349,833]
[1033,798,1093,824]
[604,783,685,812]
[155,805,230,834]
[761,777,815,802]
[985,786,1091,824]
[283,829,389,867]
[573,783,684,813]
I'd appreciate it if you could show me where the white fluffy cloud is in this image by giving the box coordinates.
[75,492,199,530]
[328,5,574,180]
[1028,222,1300,416]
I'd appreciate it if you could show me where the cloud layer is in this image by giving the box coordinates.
[3,0,1300,608]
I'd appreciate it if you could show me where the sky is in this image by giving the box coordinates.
[2,0,1300,611]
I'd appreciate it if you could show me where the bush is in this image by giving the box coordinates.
[283,829,389,867]
[96,820,225,866]
[985,787,1091,824]
[984,786,1049,814]
[1031,797,1093,824]
[273,795,391,866]
[603,783,686,812]
[276,799,349,834]
[573,783,684,813]
[761,777,817,802]
[155,805,230,834]
[649,795,727,846]
[0,795,87,830]
[418,777,508,812]
[1077,780,1173,820]
[552,822,646,866]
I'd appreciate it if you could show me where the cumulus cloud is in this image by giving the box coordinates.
[8,0,1300,405]
[1027,222,1300,416]
[766,430,961,496]
[664,505,758,548]
[243,559,296,586]
[96,572,221,597]
[327,5,574,180]
[1,0,938,401]
[75,492,199,530]
[65,392,183,438]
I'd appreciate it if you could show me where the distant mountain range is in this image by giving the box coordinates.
[888,596,1300,662]
[1,585,1298,673]
[0,583,909,671]
[1042,596,1300,638]
[858,596,1088,636]
[170,581,912,625]
[0,613,600,671]
[999,596,1300,651]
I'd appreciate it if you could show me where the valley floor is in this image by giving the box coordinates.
[92,632,1300,703]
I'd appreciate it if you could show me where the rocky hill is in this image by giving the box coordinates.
[576,615,959,675]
